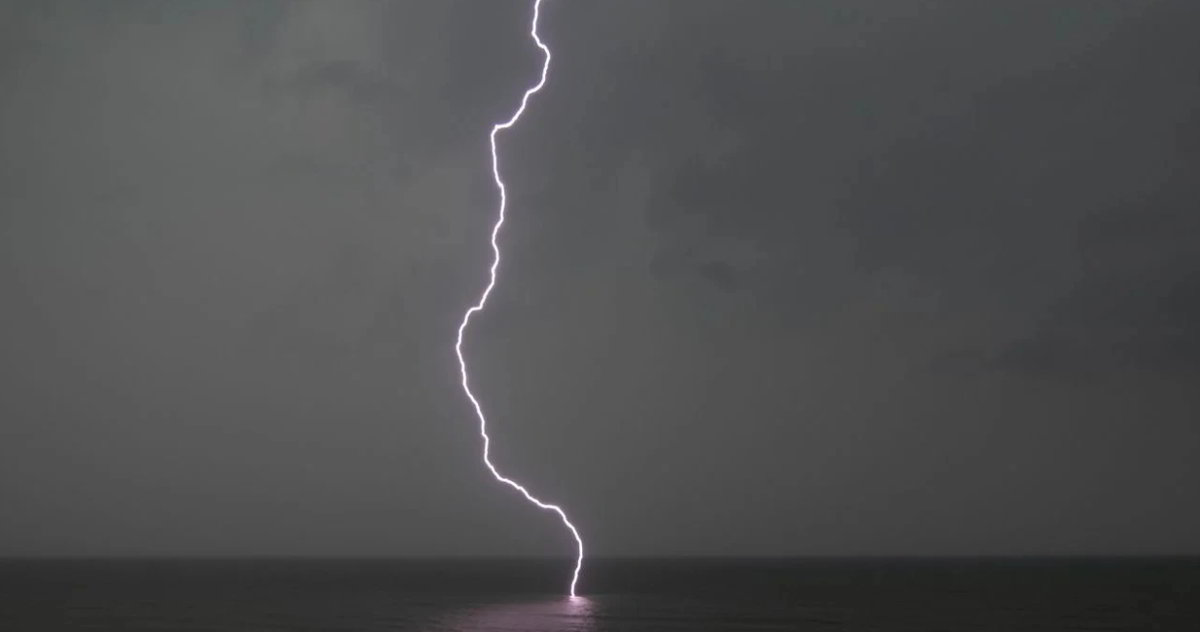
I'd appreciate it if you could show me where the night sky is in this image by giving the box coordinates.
[2,1,1198,558]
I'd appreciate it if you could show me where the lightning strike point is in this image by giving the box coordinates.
[452,0,584,597]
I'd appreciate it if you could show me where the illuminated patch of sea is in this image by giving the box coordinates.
[2,558,1196,630]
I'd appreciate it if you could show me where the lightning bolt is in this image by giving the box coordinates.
[453,0,584,597]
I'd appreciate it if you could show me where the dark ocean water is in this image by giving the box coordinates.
[1,558,1197,631]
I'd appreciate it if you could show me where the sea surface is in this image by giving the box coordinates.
[1,558,1197,631]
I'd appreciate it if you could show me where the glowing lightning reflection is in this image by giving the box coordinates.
[453,0,584,597]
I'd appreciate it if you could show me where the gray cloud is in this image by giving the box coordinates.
[2,0,1198,558]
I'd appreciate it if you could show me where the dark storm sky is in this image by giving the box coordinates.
[2,0,1198,557]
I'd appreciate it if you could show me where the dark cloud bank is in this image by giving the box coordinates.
[1,1,1198,557]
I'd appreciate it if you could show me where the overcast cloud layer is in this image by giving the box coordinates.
[2,0,1198,557]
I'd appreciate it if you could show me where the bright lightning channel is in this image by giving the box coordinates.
[452,0,584,598]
